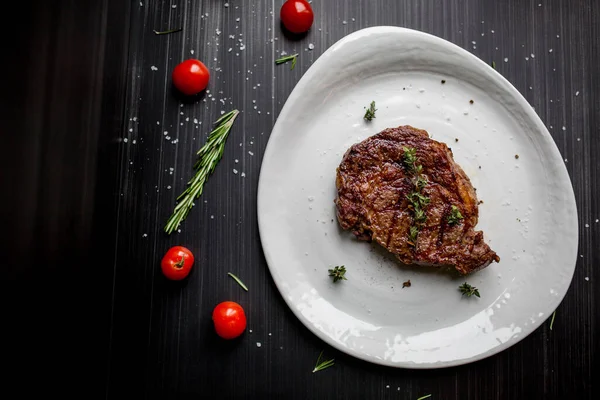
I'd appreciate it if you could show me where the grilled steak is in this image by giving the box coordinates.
[335,126,499,274]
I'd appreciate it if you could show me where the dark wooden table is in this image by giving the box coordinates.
[3,0,598,398]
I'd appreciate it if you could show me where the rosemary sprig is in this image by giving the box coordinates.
[417,395,432,400]
[363,101,376,121]
[164,110,239,234]
[549,311,556,330]
[275,54,298,70]
[328,266,347,283]
[447,205,464,225]
[312,351,335,373]
[227,272,248,292]
[153,28,183,35]
[458,282,480,298]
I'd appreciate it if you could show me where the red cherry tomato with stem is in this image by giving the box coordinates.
[280,0,314,34]
[172,59,210,96]
[212,301,247,339]
[161,246,194,280]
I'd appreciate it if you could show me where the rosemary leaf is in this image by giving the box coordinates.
[153,28,183,35]
[227,272,249,292]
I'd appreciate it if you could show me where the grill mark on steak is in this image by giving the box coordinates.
[335,125,500,275]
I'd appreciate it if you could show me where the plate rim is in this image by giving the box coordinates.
[257,26,578,369]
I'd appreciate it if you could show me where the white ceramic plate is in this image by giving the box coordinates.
[257,27,578,368]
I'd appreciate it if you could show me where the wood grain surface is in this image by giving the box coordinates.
[2,0,598,398]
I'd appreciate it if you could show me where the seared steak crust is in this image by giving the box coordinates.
[335,126,499,274]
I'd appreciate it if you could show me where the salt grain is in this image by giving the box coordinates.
[233,169,238,174]
[504,57,508,62]
[308,43,314,50]
[585,277,589,281]
[562,126,566,131]
[142,233,147,237]
[150,66,158,71]
[241,172,246,177]
[224,2,229,7]
[256,342,261,347]
[123,138,128,143]
[248,151,254,156]
[575,91,580,96]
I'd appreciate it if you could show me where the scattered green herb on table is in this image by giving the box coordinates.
[459,282,480,298]
[153,28,183,35]
[550,311,556,330]
[491,61,496,69]
[275,53,298,70]
[447,205,464,225]
[363,101,377,121]
[164,110,239,234]
[417,395,432,400]
[227,272,248,292]
[312,351,335,373]
[328,266,347,283]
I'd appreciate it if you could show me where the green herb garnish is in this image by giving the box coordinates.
[408,225,419,246]
[549,311,556,330]
[402,146,417,171]
[458,282,480,298]
[153,28,183,35]
[363,101,376,121]
[164,110,239,234]
[312,351,335,373]
[447,205,464,225]
[415,175,428,190]
[275,53,298,70]
[328,266,347,283]
[403,147,429,246]
[227,272,248,292]
[407,191,430,208]
[417,395,432,400]
[491,61,496,69]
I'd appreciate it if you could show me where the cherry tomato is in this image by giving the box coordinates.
[280,0,314,34]
[172,59,210,96]
[161,246,194,280]
[212,301,247,339]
